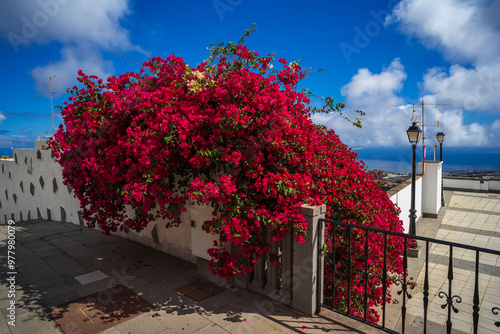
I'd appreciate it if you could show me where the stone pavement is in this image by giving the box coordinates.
[386,190,500,334]
[0,219,384,334]
[1,190,498,334]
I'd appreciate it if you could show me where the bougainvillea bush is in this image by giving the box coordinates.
[47,30,404,322]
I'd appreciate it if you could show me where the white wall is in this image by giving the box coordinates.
[2,139,446,261]
[388,176,422,234]
[189,203,218,261]
[418,161,442,217]
[444,177,500,193]
[0,140,81,225]
[490,180,500,192]
[112,203,220,263]
[112,204,197,263]
[0,140,199,263]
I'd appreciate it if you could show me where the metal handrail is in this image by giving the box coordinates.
[318,218,500,334]
[319,219,500,256]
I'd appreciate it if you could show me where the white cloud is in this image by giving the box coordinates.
[1,0,140,52]
[421,64,500,112]
[415,96,489,146]
[314,57,494,147]
[31,44,114,98]
[340,58,406,105]
[387,0,500,116]
[0,0,143,96]
[387,0,500,65]
[490,119,500,143]
[0,111,5,123]
[313,59,412,147]
[360,0,500,147]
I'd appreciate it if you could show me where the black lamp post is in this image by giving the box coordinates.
[407,122,422,248]
[437,132,445,206]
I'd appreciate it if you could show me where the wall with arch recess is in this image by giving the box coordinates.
[0,140,82,225]
[0,140,197,262]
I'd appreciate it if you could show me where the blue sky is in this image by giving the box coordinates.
[1,0,499,151]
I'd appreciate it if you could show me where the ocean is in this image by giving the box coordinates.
[355,146,500,174]
[2,146,499,174]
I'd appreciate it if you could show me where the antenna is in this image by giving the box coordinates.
[411,100,452,172]
[34,75,74,136]
[414,100,452,142]
[49,76,56,135]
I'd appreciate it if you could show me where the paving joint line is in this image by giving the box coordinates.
[447,206,500,216]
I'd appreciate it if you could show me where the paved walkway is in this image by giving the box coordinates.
[0,220,382,334]
[386,191,500,334]
[1,190,498,334]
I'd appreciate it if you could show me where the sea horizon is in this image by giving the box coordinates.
[356,146,500,174]
[1,145,499,174]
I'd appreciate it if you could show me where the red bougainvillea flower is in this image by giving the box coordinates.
[47,31,403,322]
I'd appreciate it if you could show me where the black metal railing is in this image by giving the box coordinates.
[318,218,500,334]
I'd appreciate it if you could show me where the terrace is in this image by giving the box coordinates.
[0,190,498,333]
[0,142,499,333]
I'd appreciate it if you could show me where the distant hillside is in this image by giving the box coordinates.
[373,169,500,192]
[444,170,500,178]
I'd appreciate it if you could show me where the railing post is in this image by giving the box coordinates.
[250,225,267,291]
[292,204,325,316]
[280,231,293,301]
[264,238,280,295]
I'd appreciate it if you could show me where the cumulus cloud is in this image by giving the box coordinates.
[387,0,500,116]
[1,0,140,52]
[313,59,412,147]
[415,95,490,146]
[492,119,500,141]
[31,44,114,98]
[313,56,494,147]
[387,0,500,65]
[340,58,406,106]
[0,0,143,96]
[334,0,500,147]
[421,64,500,112]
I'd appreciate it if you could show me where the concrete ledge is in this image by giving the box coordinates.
[300,204,326,217]
[386,175,422,198]
[408,246,422,258]
[444,176,500,181]
[444,186,500,194]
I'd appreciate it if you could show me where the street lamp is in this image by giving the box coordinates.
[436,132,445,160]
[436,132,445,206]
[407,122,422,248]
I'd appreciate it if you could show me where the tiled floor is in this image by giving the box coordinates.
[0,220,384,334]
[0,190,498,334]
[390,191,500,334]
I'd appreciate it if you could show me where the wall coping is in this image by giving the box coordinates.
[422,160,443,165]
[443,175,500,181]
[300,204,326,217]
[386,174,422,197]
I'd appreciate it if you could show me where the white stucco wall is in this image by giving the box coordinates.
[111,205,195,263]
[490,180,500,192]
[0,140,212,263]
[418,161,442,217]
[444,177,500,193]
[388,176,422,234]
[0,140,81,225]
[2,139,450,262]
[111,203,216,263]
[189,203,219,261]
